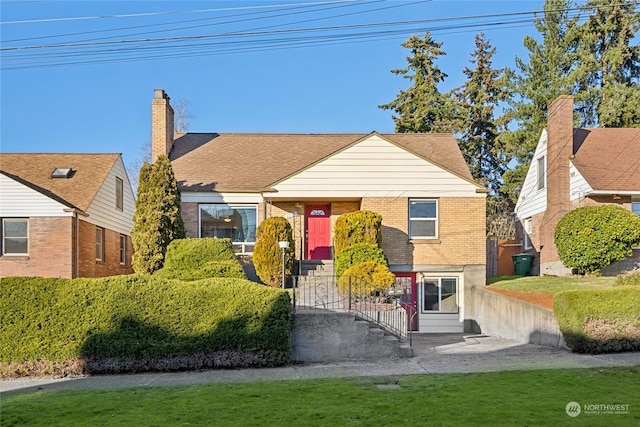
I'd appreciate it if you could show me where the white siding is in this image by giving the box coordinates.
[515,130,548,220]
[181,192,263,204]
[0,174,72,217]
[569,161,592,201]
[84,156,135,234]
[272,135,482,199]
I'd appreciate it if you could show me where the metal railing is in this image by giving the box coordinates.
[292,274,415,344]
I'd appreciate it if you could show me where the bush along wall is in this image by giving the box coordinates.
[0,275,290,378]
[554,287,640,354]
[154,238,247,281]
[334,243,389,279]
[333,210,383,255]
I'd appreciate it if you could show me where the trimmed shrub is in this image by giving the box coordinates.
[554,205,640,274]
[335,243,388,279]
[156,238,246,280]
[0,275,290,376]
[334,210,383,255]
[253,217,294,287]
[614,271,640,287]
[337,261,395,296]
[554,287,640,354]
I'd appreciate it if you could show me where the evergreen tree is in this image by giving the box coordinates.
[131,155,185,274]
[575,0,640,127]
[501,0,580,203]
[452,32,513,193]
[379,32,456,133]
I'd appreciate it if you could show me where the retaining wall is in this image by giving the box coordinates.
[474,288,566,348]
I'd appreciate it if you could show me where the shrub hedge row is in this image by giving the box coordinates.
[0,275,290,376]
[554,287,640,354]
[337,261,395,296]
[156,238,246,281]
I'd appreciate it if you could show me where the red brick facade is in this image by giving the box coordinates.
[0,217,133,279]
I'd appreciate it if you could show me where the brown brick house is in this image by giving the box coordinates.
[151,89,487,332]
[514,95,640,276]
[0,153,135,278]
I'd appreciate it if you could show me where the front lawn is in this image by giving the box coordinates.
[3,368,638,426]
[486,275,616,294]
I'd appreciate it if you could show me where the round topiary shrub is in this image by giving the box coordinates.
[253,217,294,287]
[334,243,388,279]
[334,210,383,255]
[337,261,395,296]
[554,205,640,274]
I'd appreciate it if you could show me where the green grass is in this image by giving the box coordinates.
[487,275,616,294]
[3,368,639,426]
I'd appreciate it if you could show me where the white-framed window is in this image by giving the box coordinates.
[96,227,105,261]
[409,199,438,239]
[524,218,532,250]
[536,156,546,191]
[115,177,124,211]
[2,218,28,255]
[632,201,640,216]
[119,234,126,265]
[421,277,458,313]
[199,204,258,253]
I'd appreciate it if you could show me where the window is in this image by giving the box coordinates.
[199,204,257,253]
[96,227,104,261]
[421,277,458,313]
[633,202,640,216]
[524,218,532,250]
[2,219,28,255]
[537,156,546,190]
[409,200,438,239]
[119,235,126,265]
[115,177,124,211]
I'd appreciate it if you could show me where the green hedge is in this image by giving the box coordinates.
[554,287,640,354]
[156,238,246,281]
[333,210,383,255]
[0,275,290,376]
[253,217,294,287]
[335,243,388,279]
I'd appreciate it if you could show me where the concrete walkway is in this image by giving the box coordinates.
[3,334,640,395]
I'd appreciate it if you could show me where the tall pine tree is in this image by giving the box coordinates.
[131,155,185,274]
[501,0,580,203]
[379,32,455,133]
[575,0,640,127]
[452,32,512,193]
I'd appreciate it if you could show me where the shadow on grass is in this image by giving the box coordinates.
[486,275,523,285]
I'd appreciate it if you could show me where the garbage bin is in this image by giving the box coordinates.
[512,253,533,276]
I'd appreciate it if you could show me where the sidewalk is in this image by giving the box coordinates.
[3,334,640,395]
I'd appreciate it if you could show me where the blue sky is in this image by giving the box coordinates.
[1,0,552,169]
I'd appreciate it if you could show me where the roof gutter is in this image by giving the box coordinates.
[583,190,640,196]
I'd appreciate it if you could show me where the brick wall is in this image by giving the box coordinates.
[77,219,133,278]
[0,217,74,278]
[540,95,573,265]
[182,202,199,237]
[362,197,486,266]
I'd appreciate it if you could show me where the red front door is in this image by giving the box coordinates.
[306,204,331,260]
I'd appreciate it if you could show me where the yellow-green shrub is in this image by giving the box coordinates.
[0,275,290,375]
[335,243,388,279]
[554,287,640,354]
[253,217,294,287]
[334,210,382,255]
[337,261,395,296]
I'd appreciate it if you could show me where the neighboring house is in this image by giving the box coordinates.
[515,95,640,276]
[0,153,135,278]
[151,89,488,333]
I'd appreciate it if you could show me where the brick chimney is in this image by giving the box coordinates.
[539,95,573,269]
[151,89,175,161]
